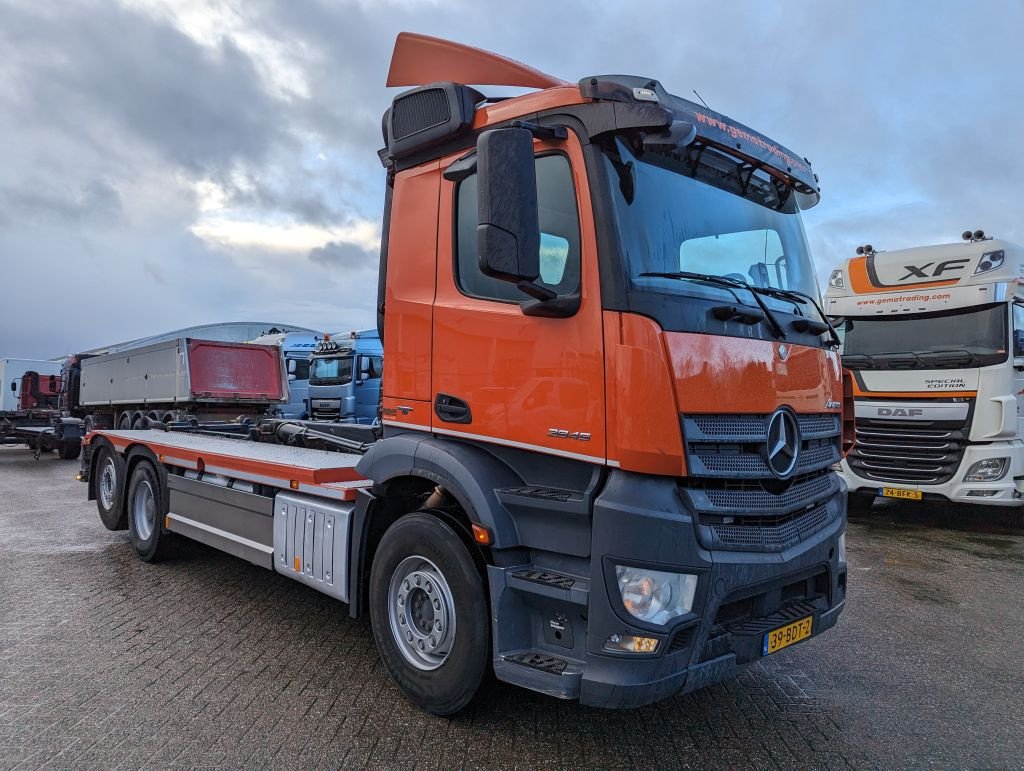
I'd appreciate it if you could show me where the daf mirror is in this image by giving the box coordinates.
[476,127,540,284]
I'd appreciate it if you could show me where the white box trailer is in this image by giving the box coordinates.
[0,358,63,412]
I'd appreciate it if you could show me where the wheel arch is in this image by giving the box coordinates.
[348,433,525,619]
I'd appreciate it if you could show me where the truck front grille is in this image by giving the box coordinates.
[847,419,968,484]
[678,412,843,552]
[682,413,841,479]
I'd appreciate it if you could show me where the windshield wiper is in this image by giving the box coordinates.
[753,286,842,347]
[840,353,877,369]
[639,271,787,339]
[917,349,979,368]
[875,351,925,370]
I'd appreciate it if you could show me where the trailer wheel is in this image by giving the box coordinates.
[127,461,172,561]
[369,512,489,715]
[117,413,131,430]
[58,442,81,460]
[95,446,127,530]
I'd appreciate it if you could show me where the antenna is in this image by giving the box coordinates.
[693,89,711,110]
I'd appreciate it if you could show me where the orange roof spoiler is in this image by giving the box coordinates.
[386,32,568,90]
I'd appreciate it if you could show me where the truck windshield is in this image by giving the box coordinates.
[601,138,821,334]
[838,303,1008,369]
[310,355,353,385]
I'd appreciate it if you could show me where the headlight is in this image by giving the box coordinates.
[615,566,697,625]
[828,269,845,289]
[973,250,1005,275]
[837,532,847,565]
[963,457,1009,482]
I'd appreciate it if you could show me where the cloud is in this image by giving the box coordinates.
[308,240,377,270]
[0,0,1022,363]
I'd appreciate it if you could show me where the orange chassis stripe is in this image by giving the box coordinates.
[90,434,366,497]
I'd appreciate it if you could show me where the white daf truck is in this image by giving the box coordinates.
[825,231,1024,507]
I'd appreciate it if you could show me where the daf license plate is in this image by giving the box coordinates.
[880,487,923,501]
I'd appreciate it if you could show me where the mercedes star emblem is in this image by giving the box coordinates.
[766,408,800,478]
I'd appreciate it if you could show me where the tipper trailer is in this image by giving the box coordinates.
[63,337,289,433]
[80,32,853,714]
[826,231,1024,507]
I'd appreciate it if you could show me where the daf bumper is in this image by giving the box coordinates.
[841,441,1024,506]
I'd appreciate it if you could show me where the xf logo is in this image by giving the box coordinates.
[899,259,970,281]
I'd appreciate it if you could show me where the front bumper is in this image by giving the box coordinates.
[489,470,848,709]
[841,441,1024,506]
[581,471,847,708]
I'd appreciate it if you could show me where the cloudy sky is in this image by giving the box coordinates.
[1,0,1021,358]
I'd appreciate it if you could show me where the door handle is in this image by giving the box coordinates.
[434,393,472,424]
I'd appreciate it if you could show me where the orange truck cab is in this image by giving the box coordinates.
[80,33,851,714]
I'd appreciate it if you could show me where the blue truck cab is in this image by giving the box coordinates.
[306,329,383,423]
[250,331,320,419]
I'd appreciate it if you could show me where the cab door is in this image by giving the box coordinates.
[1012,303,1024,438]
[430,135,606,463]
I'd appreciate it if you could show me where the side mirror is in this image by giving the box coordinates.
[287,359,297,374]
[476,127,540,285]
[288,373,296,382]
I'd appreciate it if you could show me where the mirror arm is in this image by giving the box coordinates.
[516,281,557,302]
[510,120,567,141]
[521,292,581,319]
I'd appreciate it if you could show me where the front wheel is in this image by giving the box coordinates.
[369,512,489,715]
[127,461,172,561]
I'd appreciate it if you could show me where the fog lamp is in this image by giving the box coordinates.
[604,634,660,653]
[963,457,1008,482]
[615,566,697,625]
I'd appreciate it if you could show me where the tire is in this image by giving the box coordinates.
[129,412,145,430]
[127,460,172,561]
[58,442,81,460]
[117,413,131,429]
[95,445,128,530]
[369,512,489,715]
[848,491,876,513]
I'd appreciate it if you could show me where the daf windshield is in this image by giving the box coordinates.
[310,354,353,385]
[601,138,822,337]
[838,303,1008,369]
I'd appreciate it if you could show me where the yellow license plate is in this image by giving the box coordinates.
[881,487,923,500]
[762,616,813,655]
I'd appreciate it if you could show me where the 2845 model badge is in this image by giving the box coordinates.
[548,428,591,441]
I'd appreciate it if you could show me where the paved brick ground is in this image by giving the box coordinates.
[1,445,1022,768]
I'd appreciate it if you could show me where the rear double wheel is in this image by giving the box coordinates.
[127,460,173,561]
[369,512,489,715]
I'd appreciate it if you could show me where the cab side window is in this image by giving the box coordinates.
[1013,305,1024,357]
[456,154,581,303]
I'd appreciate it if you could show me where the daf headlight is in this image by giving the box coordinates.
[973,250,1005,275]
[615,566,697,625]
[963,457,1009,482]
[828,269,845,289]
